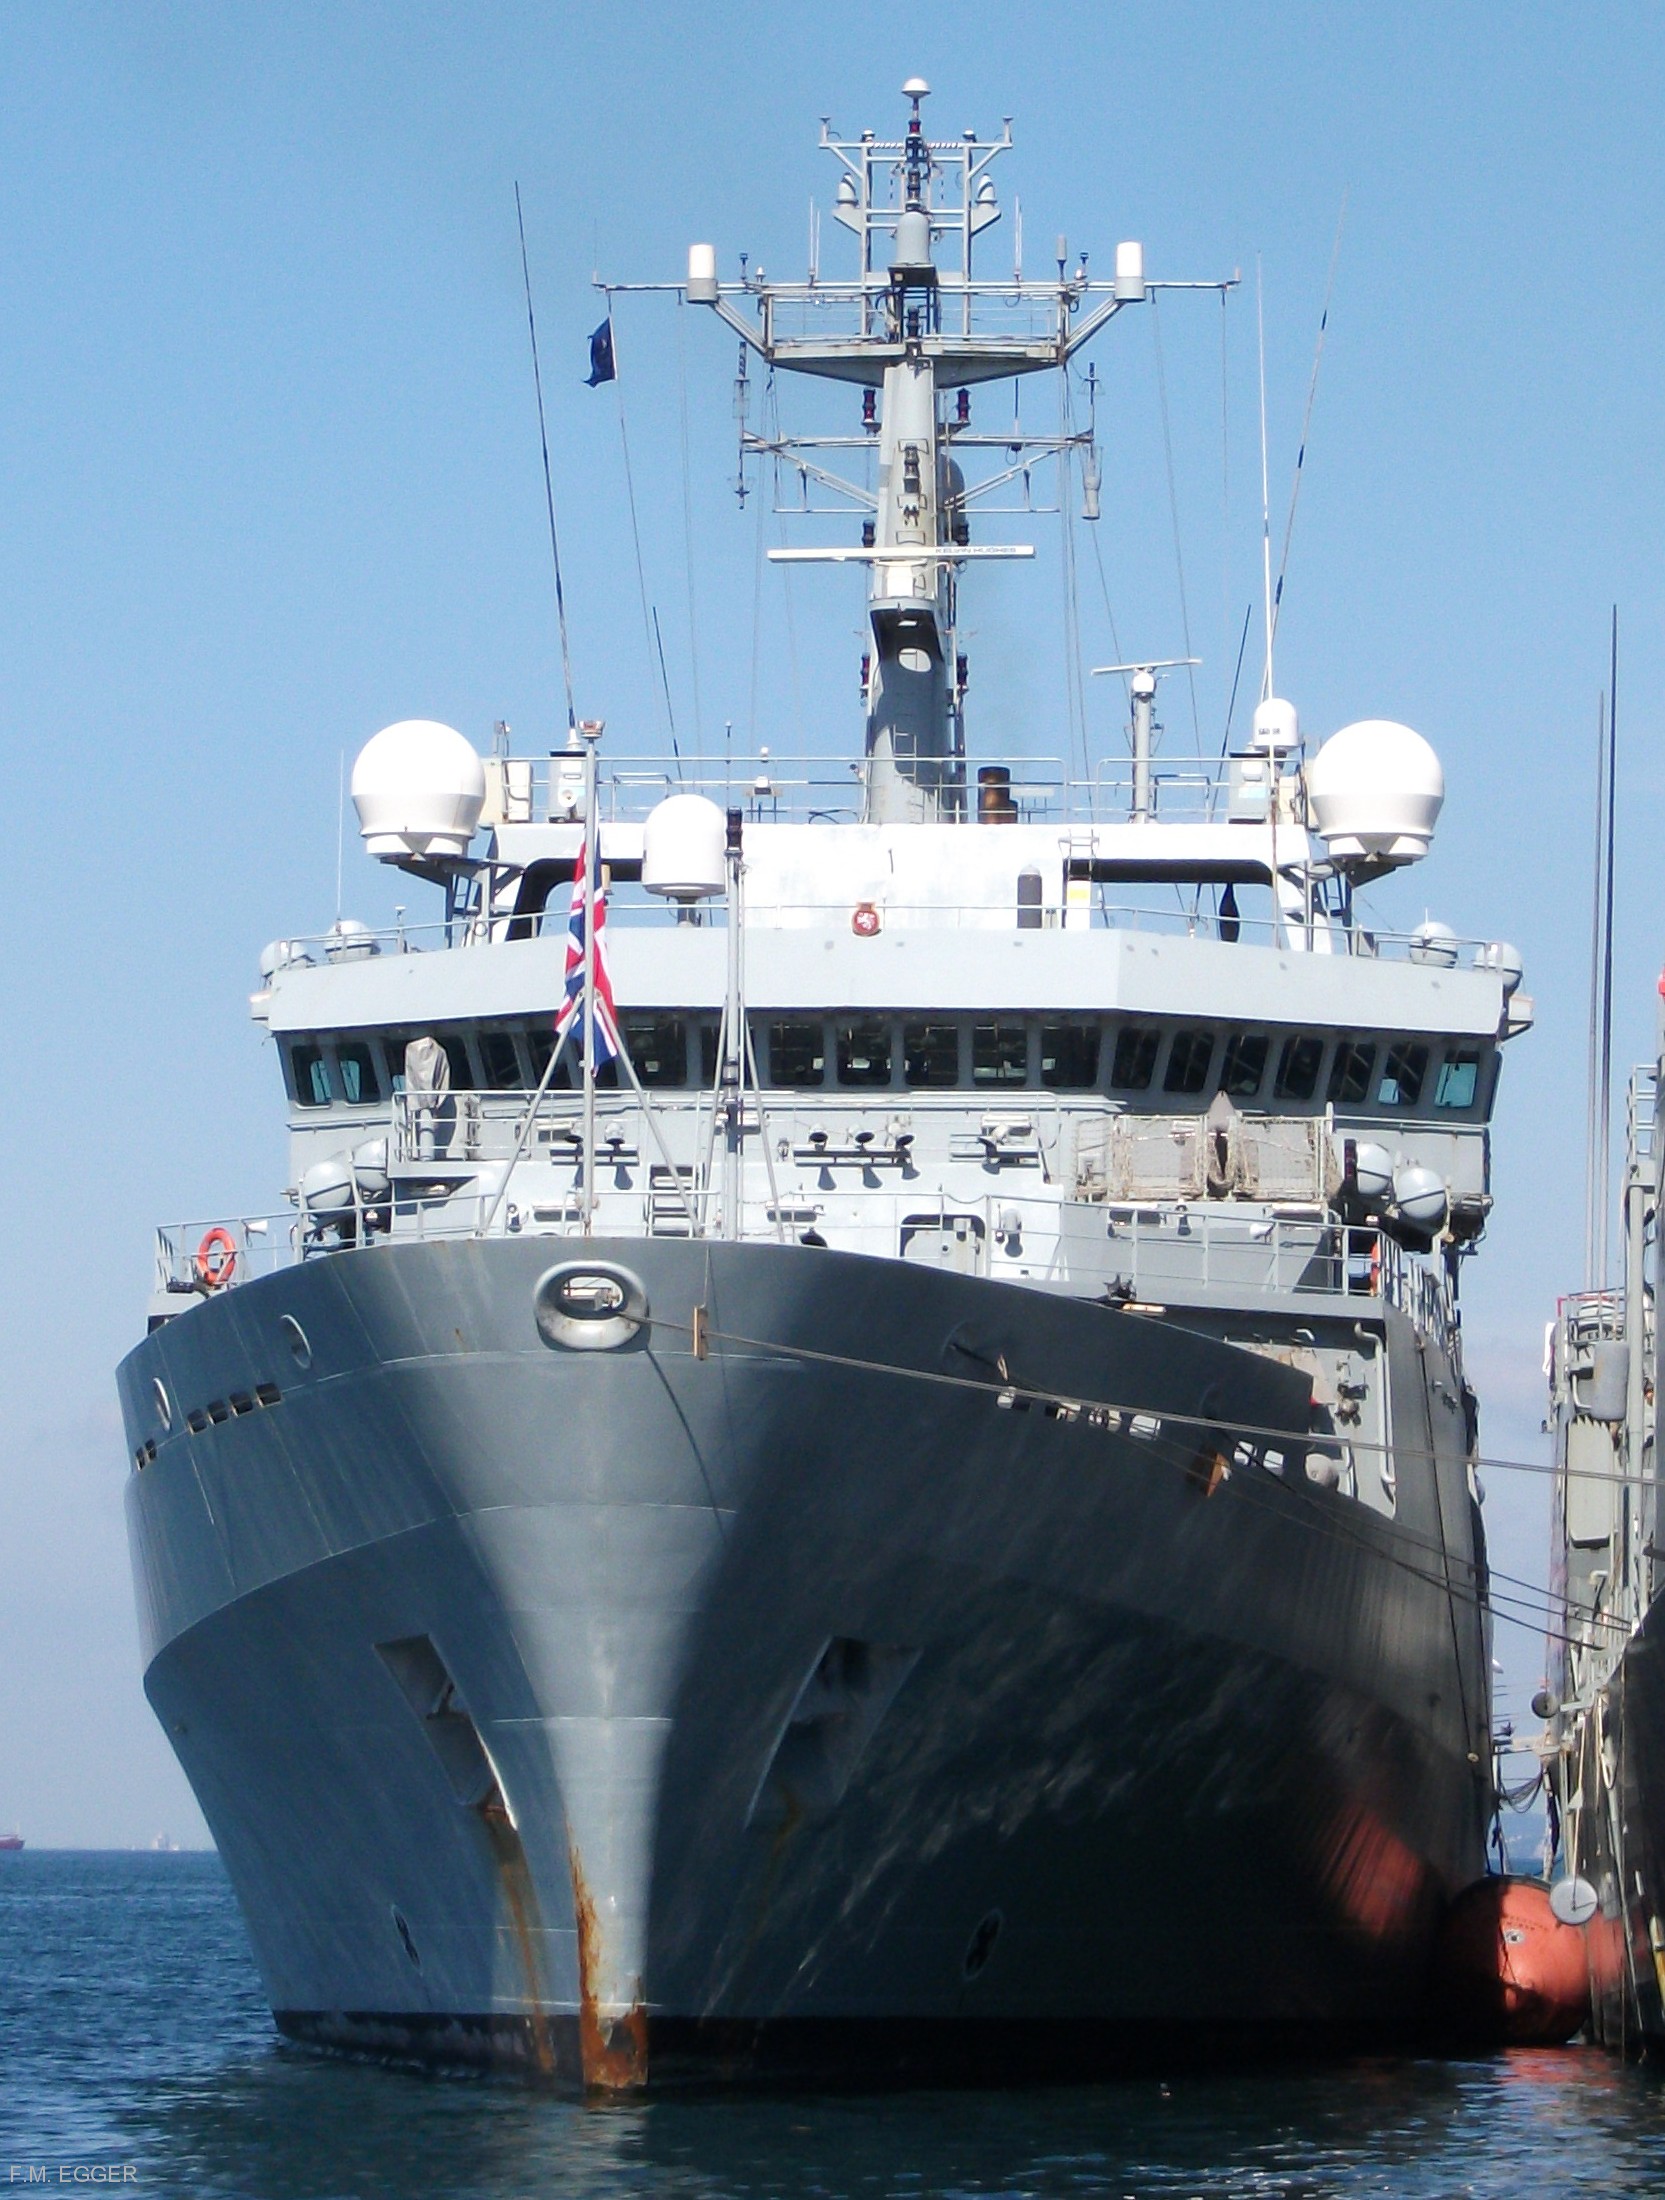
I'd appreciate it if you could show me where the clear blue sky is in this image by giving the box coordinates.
[2,4,1661,1844]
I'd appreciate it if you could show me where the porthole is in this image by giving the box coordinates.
[152,1376,172,1431]
[533,1262,650,1352]
[279,1314,312,1371]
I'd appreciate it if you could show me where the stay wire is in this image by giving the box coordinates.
[1219,602,1255,761]
[1059,373,1089,781]
[634,1310,1613,1637]
[767,377,805,739]
[642,1313,1607,1651]
[1150,294,1201,755]
[675,300,706,759]
[514,184,577,733]
[604,288,680,774]
[1087,525,1126,699]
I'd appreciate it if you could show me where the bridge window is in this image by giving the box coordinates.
[1219,1032,1268,1099]
[478,1031,523,1090]
[380,1035,409,1092]
[1434,1048,1481,1110]
[768,1020,826,1087]
[1110,1025,1159,1091]
[439,1036,475,1091]
[1274,1035,1323,1101]
[1163,1028,1214,1096]
[903,1021,960,1087]
[837,1019,893,1087]
[1040,1021,1100,1089]
[525,1027,572,1089]
[620,1015,689,1087]
[1377,1042,1429,1108]
[1328,1040,1376,1106]
[336,1041,379,1104]
[290,1043,331,1107]
[972,1021,1027,1086]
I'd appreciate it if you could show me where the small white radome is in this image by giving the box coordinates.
[642,792,727,900]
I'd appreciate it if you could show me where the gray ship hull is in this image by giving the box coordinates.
[119,1237,1490,2087]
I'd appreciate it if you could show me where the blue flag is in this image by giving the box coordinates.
[585,318,616,387]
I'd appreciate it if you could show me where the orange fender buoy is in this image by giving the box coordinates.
[1432,1876,1589,2045]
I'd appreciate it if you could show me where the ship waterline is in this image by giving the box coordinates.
[122,1236,1488,2086]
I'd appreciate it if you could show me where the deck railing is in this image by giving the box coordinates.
[263,896,1496,971]
[154,1183,1455,1351]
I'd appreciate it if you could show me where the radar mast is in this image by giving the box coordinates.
[620,83,1232,822]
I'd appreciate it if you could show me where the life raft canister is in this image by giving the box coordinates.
[194,1226,238,1291]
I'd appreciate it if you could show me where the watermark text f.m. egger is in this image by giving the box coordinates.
[6,2171,137,2185]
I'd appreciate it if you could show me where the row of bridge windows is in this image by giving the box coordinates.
[287,1017,1490,1116]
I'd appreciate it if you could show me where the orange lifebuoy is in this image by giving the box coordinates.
[851,901,881,937]
[1368,1241,1381,1295]
[194,1226,238,1290]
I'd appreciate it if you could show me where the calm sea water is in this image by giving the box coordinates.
[5,1852,1665,2199]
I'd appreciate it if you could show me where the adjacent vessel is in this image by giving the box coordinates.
[1541,1002,1665,2053]
[119,87,1533,2087]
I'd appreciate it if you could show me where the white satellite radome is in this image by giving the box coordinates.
[642,793,727,900]
[1409,919,1459,969]
[1475,939,1524,996]
[1306,719,1444,867]
[1250,696,1299,755]
[352,720,486,862]
[323,917,377,963]
[259,938,303,984]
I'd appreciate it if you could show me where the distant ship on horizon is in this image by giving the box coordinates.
[0,1832,23,1853]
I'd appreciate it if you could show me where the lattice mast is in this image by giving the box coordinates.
[665,80,1223,823]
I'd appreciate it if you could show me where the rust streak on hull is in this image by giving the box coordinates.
[568,1841,649,2092]
[481,1797,558,2077]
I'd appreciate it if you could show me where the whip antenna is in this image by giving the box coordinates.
[1270,191,1347,659]
[1256,258,1274,702]
[514,183,579,732]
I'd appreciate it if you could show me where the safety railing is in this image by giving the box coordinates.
[511,750,1269,828]
[264,896,1497,971]
[154,1215,307,1298]
[156,1169,1453,1351]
